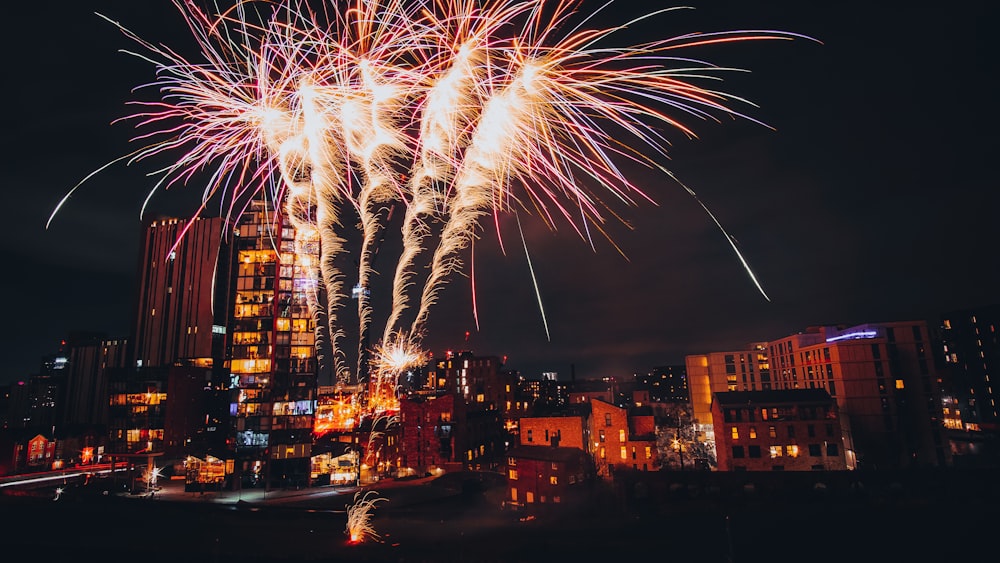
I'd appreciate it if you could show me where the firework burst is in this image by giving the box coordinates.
[52,0,815,390]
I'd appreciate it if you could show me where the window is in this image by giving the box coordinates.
[605,414,612,426]
[768,426,777,438]
[807,424,815,438]
[508,469,518,480]
[527,429,533,443]
[787,425,796,438]
[769,446,783,458]
[599,429,605,443]
[600,447,606,459]
[809,444,822,456]
[748,445,761,458]
[786,445,799,458]
[826,443,839,456]
[631,446,637,460]
[732,446,745,458]
[731,427,739,440]
[511,488,517,502]
[645,446,652,459]
[549,475,558,485]
[620,446,627,460]
[619,429,626,442]
[749,426,757,439]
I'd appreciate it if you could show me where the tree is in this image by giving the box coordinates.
[654,403,716,470]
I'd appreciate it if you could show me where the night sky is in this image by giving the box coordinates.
[3,1,995,386]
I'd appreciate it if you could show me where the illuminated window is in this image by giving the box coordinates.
[768,426,777,438]
[749,427,757,439]
[770,446,783,458]
[508,469,518,480]
[511,488,517,501]
[526,491,534,504]
[645,446,652,459]
[619,429,626,442]
[620,446,627,460]
[599,430,605,442]
[731,427,739,440]
[895,379,905,389]
[549,475,558,485]
[600,447,606,459]
[786,445,799,457]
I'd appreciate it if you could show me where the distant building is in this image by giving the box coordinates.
[62,334,128,429]
[712,389,848,472]
[634,364,689,403]
[936,305,1000,466]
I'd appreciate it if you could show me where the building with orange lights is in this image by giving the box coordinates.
[519,411,588,450]
[504,444,594,513]
[589,398,659,478]
[688,321,950,470]
[712,389,848,471]
[937,305,1000,466]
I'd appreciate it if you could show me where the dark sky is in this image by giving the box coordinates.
[3,1,995,385]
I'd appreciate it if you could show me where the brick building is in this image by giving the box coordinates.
[712,389,848,471]
[504,444,593,513]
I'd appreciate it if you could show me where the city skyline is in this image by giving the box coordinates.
[4,0,995,386]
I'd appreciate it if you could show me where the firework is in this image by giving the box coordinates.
[345,489,387,544]
[53,0,813,391]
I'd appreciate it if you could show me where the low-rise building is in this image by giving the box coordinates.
[712,389,848,471]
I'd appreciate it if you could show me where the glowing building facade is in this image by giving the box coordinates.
[689,322,950,470]
[227,198,320,488]
[712,389,848,471]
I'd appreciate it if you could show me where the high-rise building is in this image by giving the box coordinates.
[62,333,128,428]
[937,304,1000,465]
[767,322,949,469]
[689,322,950,470]
[226,198,320,488]
[132,216,228,369]
[127,202,324,488]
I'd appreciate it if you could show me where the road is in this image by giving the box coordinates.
[3,468,998,563]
